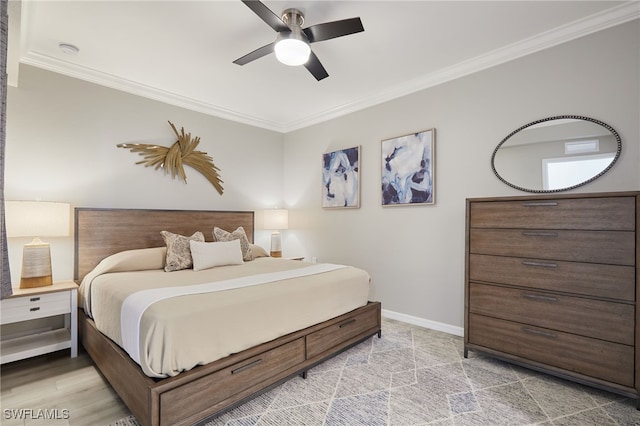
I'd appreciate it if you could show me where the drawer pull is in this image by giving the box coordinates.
[231,359,263,375]
[339,318,357,328]
[522,202,559,207]
[29,307,40,312]
[522,231,558,237]
[522,260,557,268]
[522,327,557,339]
[29,297,41,302]
[522,293,558,303]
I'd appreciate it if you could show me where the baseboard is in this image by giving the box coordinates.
[381,309,463,337]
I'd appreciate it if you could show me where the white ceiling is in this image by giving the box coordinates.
[8,1,639,133]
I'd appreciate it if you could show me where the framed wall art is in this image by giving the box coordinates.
[322,146,360,209]
[381,129,435,206]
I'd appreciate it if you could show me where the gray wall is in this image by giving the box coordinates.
[5,20,639,334]
[282,20,639,333]
[5,65,285,282]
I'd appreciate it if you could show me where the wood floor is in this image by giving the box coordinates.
[0,349,130,426]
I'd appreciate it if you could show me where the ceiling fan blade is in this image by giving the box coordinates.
[303,17,364,43]
[304,51,329,81]
[233,42,275,65]
[241,0,290,33]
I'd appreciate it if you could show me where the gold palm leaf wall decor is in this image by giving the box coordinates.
[117,121,224,195]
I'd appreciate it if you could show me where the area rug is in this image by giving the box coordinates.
[109,318,637,425]
[108,416,140,426]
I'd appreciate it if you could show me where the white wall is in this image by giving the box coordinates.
[5,65,285,283]
[282,21,639,332]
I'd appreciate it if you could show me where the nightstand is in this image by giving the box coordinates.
[0,281,78,364]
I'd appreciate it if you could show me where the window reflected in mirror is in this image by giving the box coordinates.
[492,116,621,193]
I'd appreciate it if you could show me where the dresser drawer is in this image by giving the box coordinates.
[469,229,635,266]
[469,254,635,301]
[307,306,379,359]
[469,283,634,345]
[1,291,71,324]
[469,197,636,230]
[468,313,634,387]
[160,337,305,425]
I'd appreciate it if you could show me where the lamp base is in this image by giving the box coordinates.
[20,275,53,289]
[20,240,53,289]
[270,231,282,258]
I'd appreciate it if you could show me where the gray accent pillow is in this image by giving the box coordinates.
[213,226,254,261]
[161,231,205,272]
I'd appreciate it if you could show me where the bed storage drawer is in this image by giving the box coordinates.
[160,337,305,425]
[468,313,634,387]
[469,254,635,301]
[307,306,379,359]
[469,228,635,266]
[468,197,635,230]
[468,283,634,344]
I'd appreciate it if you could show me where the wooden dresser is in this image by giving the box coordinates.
[465,191,639,402]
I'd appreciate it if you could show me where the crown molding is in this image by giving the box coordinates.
[18,2,639,134]
[18,52,287,133]
[282,2,639,132]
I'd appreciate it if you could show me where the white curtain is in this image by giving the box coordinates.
[1,0,12,299]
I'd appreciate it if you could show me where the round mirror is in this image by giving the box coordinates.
[491,115,621,193]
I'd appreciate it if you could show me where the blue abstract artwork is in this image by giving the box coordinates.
[381,129,434,206]
[322,146,360,208]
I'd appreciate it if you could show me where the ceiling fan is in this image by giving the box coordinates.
[233,0,364,81]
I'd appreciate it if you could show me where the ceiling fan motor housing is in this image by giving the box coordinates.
[281,8,305,27]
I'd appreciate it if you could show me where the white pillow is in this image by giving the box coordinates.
[190,239,243,271]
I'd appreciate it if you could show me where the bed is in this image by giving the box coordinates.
[74,208,381,426]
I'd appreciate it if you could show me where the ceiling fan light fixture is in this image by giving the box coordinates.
[274,37,310,66]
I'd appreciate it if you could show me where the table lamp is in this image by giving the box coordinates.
[5,201,71,288]
[263,209,288,258]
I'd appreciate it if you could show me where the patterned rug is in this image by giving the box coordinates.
[110,318,638,425]
[109,417,141,426]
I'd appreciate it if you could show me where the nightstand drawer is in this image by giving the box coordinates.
[1,292,71,324]
[1,290,69,309]
[0,281,78,364]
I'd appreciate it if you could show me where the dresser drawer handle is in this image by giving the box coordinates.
[521,202,559,207]
[522,327,557,339]
[30,307,40,312]
[30,297,40,302]
[522,293,558,303]
[522,260,558,268]
[522,231,558,237]
[339,318,357,328]
[231,359,263,375]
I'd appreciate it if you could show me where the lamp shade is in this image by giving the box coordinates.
[263,209,288,230]
[5,201,71,238]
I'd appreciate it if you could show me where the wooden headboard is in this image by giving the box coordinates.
[74,208,254,281]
